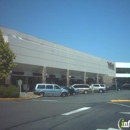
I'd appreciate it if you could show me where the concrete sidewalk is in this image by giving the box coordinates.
[20,92,41,99]
[0,92,41,100]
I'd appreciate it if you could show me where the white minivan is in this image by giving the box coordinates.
[72,84,91,94]
[34,83,69,97]
[90,84,106,93]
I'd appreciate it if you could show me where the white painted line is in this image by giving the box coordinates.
[96,129,107,130]
[61,107,91,116]
[107,102,130,108]
[42,100,57,102]
[119,112,130,114]
[97,128,119,130]
[33,100,57,102]
[108,128,119,130]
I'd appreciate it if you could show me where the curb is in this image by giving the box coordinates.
[0,96,41,101]
[111,100,130,102]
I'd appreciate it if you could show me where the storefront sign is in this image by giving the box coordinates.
[49,75,55,78]
[107,62,114,67]
[12,71,24,75]
[33,73,42,76]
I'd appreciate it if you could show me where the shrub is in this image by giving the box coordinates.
[0,85,19,98]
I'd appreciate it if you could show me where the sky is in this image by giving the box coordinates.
[0,0,130,62]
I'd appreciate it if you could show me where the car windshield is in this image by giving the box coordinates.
[70,86,74,89]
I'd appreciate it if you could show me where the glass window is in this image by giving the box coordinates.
[116,68,130,74]
[37,85,45,89]
[46,85,53,89]
[93,85,99,87]
[85,85,89,88]
[73,85,78,88]
[81,85,88,88]
[54,85,60,89]
[77,85,81,88]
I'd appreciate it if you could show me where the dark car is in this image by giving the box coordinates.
[122,83,130,90]
[107,84,122,91]
[63,86,79,95]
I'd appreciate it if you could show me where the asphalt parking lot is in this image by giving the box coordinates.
[34,90,130,103]
[0,90,130,130]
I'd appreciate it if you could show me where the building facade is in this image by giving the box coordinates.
[0,26,116,91]
[116,62,130,85]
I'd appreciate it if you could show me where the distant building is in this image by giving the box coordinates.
[116,62,130,84]
[0,26,115,91]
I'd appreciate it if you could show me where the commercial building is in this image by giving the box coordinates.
[116,62,130,85]
[0,26,116,91]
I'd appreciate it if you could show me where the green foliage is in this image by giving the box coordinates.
[0,30,17,80]
[0,85,19,98]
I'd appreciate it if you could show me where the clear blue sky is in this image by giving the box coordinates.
[0,0,130,62]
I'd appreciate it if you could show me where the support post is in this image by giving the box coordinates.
[42,67,46,83]
[67,70,70,86]
[96,73,98,84]
[84,72,86,84]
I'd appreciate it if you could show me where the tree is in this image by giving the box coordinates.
[0,30,17,83]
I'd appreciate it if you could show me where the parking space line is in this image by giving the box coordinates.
[32,99,57,102]
[61,107,91,116]
[42,100,57,102]
[97,128,119,130]
[107,102,130,108]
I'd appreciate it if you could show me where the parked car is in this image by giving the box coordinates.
[63,86,79,95]
[122,83,130,90]
[107,84,122,91]
[33,83,69,97]
[90,84,106,93]
[71,84,91,94]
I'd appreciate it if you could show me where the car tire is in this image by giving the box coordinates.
[84,90,88,94]
[61,92,66,97]
[117,89,121,91]
[68,93,70,96]
[99,89,103,93]
[40,92,44,97]
[73,92,76,96]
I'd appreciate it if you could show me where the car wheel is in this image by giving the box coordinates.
[73,92,76,96]
[99,89,103,93]
[68,92,70,96]
[61,92,66,97]
[40,92,44,97]
[84,90,88,94]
